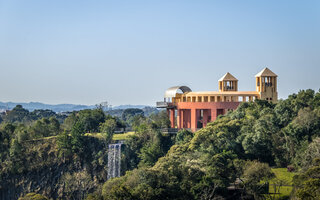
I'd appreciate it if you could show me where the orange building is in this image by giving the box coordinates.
[156,68,278,131]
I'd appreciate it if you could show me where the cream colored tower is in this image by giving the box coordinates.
[218,72,238,92]
[255,68,278,102]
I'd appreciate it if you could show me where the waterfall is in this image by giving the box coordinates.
[107,142,122,180]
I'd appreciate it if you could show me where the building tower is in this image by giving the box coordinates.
[218,72,238,92]
[255,67,278,102]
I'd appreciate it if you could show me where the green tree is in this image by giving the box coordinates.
[15,124,29,142]
[138,140,163,167]
[298,138,320,169]
[0,123,15,161]
[175,129,193,145]
[63,112,78,131]
[149,110,170,129]
[9,138,22,158]
[57,130,72,158]
[242,161,275,199]
[49,117,61,134]
[78,109,106,133]
[4,105,30,123]
[100,118,117,144]
[9,138,25,173]
[29,118,51,138]
[70,121,85,154]
[122,108,144,125]
[242,108,277,164]
[192,151,237,199]
[293,158,320,200]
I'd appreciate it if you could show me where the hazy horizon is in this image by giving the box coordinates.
[1,1,319,106]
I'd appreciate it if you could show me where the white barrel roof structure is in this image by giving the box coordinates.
[164,86,192,98]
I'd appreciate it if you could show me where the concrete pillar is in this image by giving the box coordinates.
[170,109,175,128]
[210,109,216,122]
[184,109,189,129]
[177,109,181,129]
[191,109,197,132]
[180,110,184,129]
[203,109,209,127]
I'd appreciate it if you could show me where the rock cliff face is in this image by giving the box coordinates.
[0,137,108,200]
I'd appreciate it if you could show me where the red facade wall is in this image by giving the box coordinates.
[174,102,240,131]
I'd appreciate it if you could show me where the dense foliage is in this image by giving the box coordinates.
[2,105,67,123]
[2,89,320,199]
[95,89,320,200]
[0,105,170,199]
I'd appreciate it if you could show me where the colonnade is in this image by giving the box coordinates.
[173,95,258,103]
[167,108,226,131]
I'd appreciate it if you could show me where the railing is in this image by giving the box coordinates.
[114,127,200,134]
[160,128,201,134]
[156,101,169,108]
[161,128,179,134]
[156,102,175,108]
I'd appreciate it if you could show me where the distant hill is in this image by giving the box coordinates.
[112,105,148,110]
[0,102,154,113]
[0,102,96,112]
[106,106,159,118]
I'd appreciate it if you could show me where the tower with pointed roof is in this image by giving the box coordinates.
[157,67,279,131]
[255,67,278,102]
[218,72,238,92]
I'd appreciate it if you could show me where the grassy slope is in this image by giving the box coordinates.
[112,132,135,140]
[267,168,297,199]
[85,131,135,141]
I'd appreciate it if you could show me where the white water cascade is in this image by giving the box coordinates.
[107,142,122,180]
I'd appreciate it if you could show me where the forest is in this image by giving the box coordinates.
[1,89,320,200]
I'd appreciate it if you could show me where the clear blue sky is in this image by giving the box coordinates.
[0,0,319,106]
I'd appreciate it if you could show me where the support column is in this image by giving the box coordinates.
[191,109,197,132]
[180,110,184,128]
[170,109,175,128]
[186,110,191,128]
[177,109,180,129]
[203,109,209,127]
[211,109,216,122]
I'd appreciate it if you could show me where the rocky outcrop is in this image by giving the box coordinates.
[0,137,108,200]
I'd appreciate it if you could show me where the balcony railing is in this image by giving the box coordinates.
[156,102,175,108]
[161,128,179,134]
